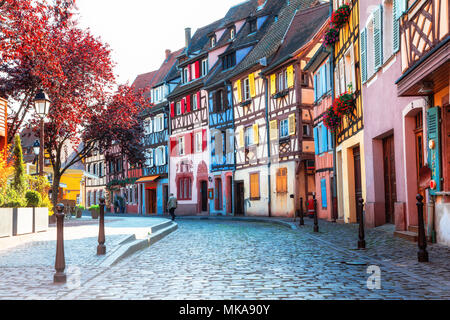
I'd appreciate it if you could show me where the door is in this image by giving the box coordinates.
[353,146,363,222]
[444,105,450,191]
[415,111,426,220]
[383,135,397,224]
[146,189,157,214]
[226,176,232,214]
[163,185,168,215]
[201,181,208,212]
[235,181,245,216]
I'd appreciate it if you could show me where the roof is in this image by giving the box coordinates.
[264,3,330,73]
[227,0,316,80]
[132,70,158,97]
[186,19,224,56]
[153,47,185,86]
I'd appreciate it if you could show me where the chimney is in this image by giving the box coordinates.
[185,27,191,47]
[165,49,171,60]
[258,0,266,8]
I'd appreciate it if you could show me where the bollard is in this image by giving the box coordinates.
[299,197,304,226]
[313,194,319,232]
[97,197,106,255]
[416,194,429,262]
[54,203,66,283]
[358,198,366,249]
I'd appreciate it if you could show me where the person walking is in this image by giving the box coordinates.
[167,193,178,221]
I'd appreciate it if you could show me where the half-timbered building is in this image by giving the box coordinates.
[332,0,366,223]
[204,0,285,216]
[395,0,449,245]
[258,4,329,218]
[133,48,183,215]
[226,0,316,216]
[167,21,223,215]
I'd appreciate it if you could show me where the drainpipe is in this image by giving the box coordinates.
[330,1,339,222]
[264,74,272,217]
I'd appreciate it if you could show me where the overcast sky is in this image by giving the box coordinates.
[75,0,243,85]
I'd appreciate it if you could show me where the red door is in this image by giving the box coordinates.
[383,135,397,224]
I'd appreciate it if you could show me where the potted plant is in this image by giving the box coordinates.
[323,106,341,132]
[75,205,84,218]
[89,204,100,219]
[323,26,339,48]
[333,91,355,117]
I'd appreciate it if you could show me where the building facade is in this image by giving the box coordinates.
[0,97,6,156]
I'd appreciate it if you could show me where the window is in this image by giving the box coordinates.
[192,93,198,110]
[303,125,311,137]
[155,146,166,166]
[145,149,154,167]
[249,19,257,33]
[201,59,208,76]
[210,36,216,48]
[280,119,289,138]
[183,68,189,83]
[194,131,203,153]
[154,114,164,132]
[230,28,235,40]
[276,168,288,193]
[245,126,254,147]
[178,177,192,200]
[249,172,260,200]
[243,78,250,101]
[383,0,394,62]
[222,52,236,70]
[176,102,181,115]
[301,72,309,86]
[178,136,185,155]
[215,90,224,112]
[87,164,91,173]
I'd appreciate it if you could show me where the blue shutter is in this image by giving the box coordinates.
[326,59,331,93]
[427,107,442,194]
[374,5,383,70]
[321,124,328,153]
[361,28,368,83]
[313,126,319,155]
[314,74,318,102]
[320,65,326,97]
[321,179,327,208]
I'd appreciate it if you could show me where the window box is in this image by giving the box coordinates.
[241,100,252,107]
[273,89,289,99]
[279,135,290,144]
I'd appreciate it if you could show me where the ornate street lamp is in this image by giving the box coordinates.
[33,89,50,176]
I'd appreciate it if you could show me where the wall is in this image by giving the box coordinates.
[234,165,269,216]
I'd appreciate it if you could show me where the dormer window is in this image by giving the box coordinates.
[210,36,216,48]
[201,59,208,76]
[230,28,235,40]
[222,52,236,70]
[249,19,257,33]
[183,67,189,83]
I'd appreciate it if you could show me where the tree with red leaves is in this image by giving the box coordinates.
[1,1,151,208]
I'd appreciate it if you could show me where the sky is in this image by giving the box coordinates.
[75,0,244,85]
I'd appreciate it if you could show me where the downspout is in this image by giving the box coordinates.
[330,1,338,222]
[264,74,272,217]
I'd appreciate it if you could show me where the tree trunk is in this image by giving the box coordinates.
[51,172,62,213]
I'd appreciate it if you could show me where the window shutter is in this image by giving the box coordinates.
[236,80,242,103]
[314,74,318,101]
[186,95,191,113]
[269,120,278,140]
[287,65,294,88]
[253,123,259,145]
[320,66,326,97]
[238,127,245,148]
[148,118,153,133]
[374,5,383,71]
[170,138,178,157]
[249,73,256,98]
[195,61,200,79]
[321,124,328,152]
[313,126,319,155]
[326,59,331,92]
[334,66,340,95]
[427,107,442,194]
[288,114,296,136]
[250,173,260,199]
[270,74,276,95]
[170,103,175,118]
[360,28,368,83]
[181,98,185,114]
[197,92,201,109]
[393,0,400,53]
[321,179,327,208]
[202,129,207,151]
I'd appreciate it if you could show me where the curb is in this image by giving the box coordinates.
[174,216,299,230]
[99,221,178,267]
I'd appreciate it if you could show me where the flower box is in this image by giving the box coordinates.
[331,4,351,29]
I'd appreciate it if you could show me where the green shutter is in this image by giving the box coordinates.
[427,107,442,194]
[360,28,368,83]
[374,5,383,70]
[393,0,400,53]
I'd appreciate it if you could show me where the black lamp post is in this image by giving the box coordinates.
[33,89,50,176]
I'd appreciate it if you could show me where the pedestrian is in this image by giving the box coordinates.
[167,193,177,221]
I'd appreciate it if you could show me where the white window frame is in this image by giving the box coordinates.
[383,0,394,62]
[243,78,250,101]
[201,59,208,76]
[192,93,198,110]
[245,126,254,147]
[145,149,154,167]
[176,102,181,115]
[155,146,166,166]
[154,114,164,132]
[194,131,203,153]
[178,136,185,156]
[280,119,289,138]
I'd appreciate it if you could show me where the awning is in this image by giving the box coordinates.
[135,175,160,184]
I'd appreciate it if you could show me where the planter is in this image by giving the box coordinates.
[90,209,99,219]
[75,208,82,218]
[33,207,49,233]
[13,208,33,236]
[0,208,13,238]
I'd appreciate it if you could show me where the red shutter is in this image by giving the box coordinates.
[170,138,178,157]
[170,102,175,117]
[195,61,200,79]
[185,133,192,155]
[181,98,185,114]
[197,92,201,109]
[186,95,191,112]
[202,129,207,152]
[191,132,194,153]
[188,65,192,82]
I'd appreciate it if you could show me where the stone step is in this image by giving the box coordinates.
[394,230,418,242]
[408,225,419,233]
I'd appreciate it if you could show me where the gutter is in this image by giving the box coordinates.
[264,75,272,218]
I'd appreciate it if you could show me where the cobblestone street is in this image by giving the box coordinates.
[1,217,449,300]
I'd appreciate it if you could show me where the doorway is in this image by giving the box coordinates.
[163,185,168,215]
[353,146,363,222]
[200,181,208,212]
[383,135,397,224]
[215,178,222,211]
[146,188,157,214]
[414,111,426,215]
[235,181,245,216]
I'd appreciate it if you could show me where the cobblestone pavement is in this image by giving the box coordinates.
[0,217,449,300]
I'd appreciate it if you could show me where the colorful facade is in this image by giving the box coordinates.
[0,97,6,156]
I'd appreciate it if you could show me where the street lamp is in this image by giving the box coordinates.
[33,89,50,176]
[33,140,40,175]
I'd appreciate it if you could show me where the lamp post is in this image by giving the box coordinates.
[33,90,50,176]
[313,193,319,232]
[97,197,106,255]
[32,140,40,175]
[54,203,66,283]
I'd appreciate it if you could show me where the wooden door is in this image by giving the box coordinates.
[235,181,245,216]
[444,105,450,190]
[414,112,425,205]
[353,146,362,223]
[383,135,397,224]
[146,189,157,214]
[163,185,168,214]
[201,181,208,212]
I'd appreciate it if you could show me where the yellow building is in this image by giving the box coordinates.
[332,0,366,223]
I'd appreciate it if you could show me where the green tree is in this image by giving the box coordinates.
[11,134,28,196]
